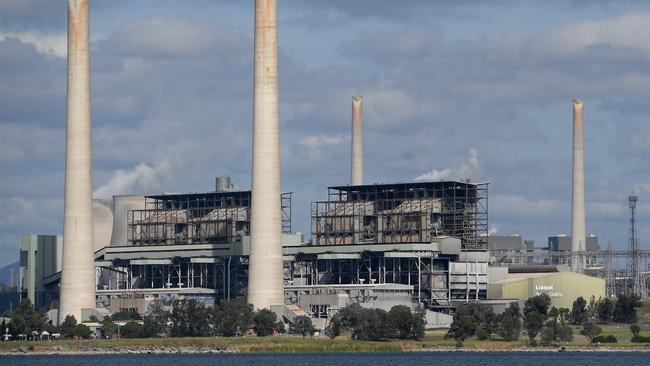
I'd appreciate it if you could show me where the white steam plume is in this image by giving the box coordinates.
[415,149,480,182]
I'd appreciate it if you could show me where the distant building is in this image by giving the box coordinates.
[19,234,62,310]
[548,234,599,266]
[488,235,549,266]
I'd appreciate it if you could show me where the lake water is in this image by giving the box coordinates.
[1,352,648,366]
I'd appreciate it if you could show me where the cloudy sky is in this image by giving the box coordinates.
[2,0,650,267]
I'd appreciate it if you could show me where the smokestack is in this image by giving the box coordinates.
[59,0,95,323]
[215,176,233,192]
[351,96,363,185]
[571,99,586,272]
[248,0,283,309]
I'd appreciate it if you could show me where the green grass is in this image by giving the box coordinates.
[2,323,650,354]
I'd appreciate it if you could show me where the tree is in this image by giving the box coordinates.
[254,309,277,337]
[170,300,210,337]
[73,324,92,339]
[1,319,6,334]
[613,294,642,324]
[212,298,254,337]
[143,299,170,337]
[10,299,47,336]
[274,321,286,334]
[335,303,365,339]
[446,315,476,347]
[361,308,394,341]
[630,324,641,336]
[524,294,551,319]
[558,307,570,325]
[387,305,425,340]
[111,310,141,321]
[100,317,118,338]
[523,310,544,344]
[497,303,521,341]
[289,315,316,337]
[586,296,598,320]
[121,321,145,338]
[581,321,601,343]
[327,313,341,338]
[60,315,77,339]
[547,307,559,340]
[597,298,614,324]
[571,297,588,325]
[388,305,414,339]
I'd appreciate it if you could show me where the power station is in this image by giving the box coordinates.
[12,0,648,329]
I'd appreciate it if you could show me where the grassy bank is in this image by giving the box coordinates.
[2,327,650,354]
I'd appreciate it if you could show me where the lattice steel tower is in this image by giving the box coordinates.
[629,196,645,297]
[605,240,616,298]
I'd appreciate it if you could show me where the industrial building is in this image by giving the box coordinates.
[19,235,62,310]
[488,266,605,309]
[89,179,489,326]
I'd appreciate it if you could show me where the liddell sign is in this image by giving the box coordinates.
[535,284,563,298]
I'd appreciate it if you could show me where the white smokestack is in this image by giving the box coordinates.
[571,99,586,272]
[59,0,95,323]
[351,96,363,185]
[248,0,283,309]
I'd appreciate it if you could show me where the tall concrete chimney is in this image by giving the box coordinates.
[351,96,363,185]
[59,0,95,323]
[248,0,283,309]
[571,99,586,272]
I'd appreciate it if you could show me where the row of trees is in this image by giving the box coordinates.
[326,304,426,341]
[447,293,644,346]
[570,294,642,325]
[4,300,92,339]
[101,298,290,338]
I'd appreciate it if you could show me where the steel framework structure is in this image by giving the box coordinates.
[127,191,292,246]
[311,181,488,250]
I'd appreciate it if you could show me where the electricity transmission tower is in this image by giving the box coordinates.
[605,240,616,298]
[629,196,646,298]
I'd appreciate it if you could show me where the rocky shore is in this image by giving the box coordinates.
[0,344,238,355]
[2,342,650,355]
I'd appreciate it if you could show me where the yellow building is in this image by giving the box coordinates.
[488,270,605,309]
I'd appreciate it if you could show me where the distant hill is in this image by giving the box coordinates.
[0,261,19,286]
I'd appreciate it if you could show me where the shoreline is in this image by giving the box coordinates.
[2,340,650,355]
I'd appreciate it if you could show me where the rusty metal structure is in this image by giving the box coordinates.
[127,191,292,246]
[311,181,488,250]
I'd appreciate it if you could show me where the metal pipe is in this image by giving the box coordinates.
[59,0,95,324]
[351,96,363,185]
[571,100,586,272]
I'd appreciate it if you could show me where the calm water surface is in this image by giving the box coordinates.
[1,352,648,366]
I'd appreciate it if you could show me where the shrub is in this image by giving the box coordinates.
[475,326,490,340]
[592,335,617,343]
[73,324,92,339]
[556,324,574,342]
[540,327,555,346]
[631,335,650,343]
[121,321,146,338]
